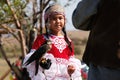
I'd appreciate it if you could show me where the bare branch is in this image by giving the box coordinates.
[6,0,21,29]
[0,24,20,42]
[43,0,51,9]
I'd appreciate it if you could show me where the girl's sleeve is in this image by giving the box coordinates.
[68,40,82,79]
[22,50,37,79]
[68,57,82,80]
[22,50,46,80]
[22,34,46,80]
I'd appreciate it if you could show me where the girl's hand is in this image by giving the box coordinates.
[67,65,75,75]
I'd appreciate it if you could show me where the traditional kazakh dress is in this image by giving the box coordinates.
[22,34,82,80]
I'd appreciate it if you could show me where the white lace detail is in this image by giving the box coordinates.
[56,58,68,65]
[51,36,67,53]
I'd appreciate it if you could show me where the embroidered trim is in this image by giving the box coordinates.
[50,36,67,53]
[56,58,68,64]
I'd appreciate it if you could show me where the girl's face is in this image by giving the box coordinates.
[49,14,65,35]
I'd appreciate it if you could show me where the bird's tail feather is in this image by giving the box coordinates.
[35,60,39,75]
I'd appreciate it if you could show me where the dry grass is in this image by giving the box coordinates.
[68,30,89,60]
[67,30,90,39]
[0,57,17,80]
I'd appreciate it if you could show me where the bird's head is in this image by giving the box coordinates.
[46,39,52,51]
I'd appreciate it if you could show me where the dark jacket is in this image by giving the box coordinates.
[83,0,120,68]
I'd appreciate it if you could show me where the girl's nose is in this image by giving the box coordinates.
[56,19,60,22]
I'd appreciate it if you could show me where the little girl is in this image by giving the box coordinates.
[22,4,82,80]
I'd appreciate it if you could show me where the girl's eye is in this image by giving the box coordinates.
[59,17,64,20]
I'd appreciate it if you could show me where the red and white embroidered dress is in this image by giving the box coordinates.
[23,34,82,80]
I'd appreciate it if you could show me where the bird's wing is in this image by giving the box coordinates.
[24,44,48,66]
